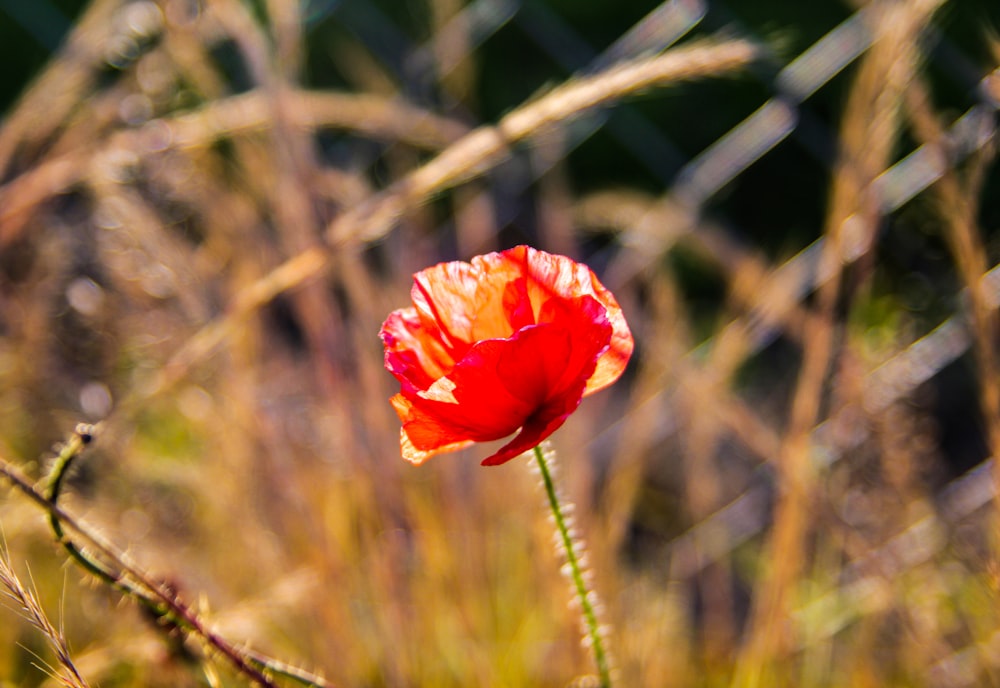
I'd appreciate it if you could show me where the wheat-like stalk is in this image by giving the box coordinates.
[0,543,90,688]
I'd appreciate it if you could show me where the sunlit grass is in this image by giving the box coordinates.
[1,0,999,686]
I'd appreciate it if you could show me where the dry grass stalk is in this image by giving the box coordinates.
[326,38,758,245]
[734,1,944,684]
[102,37,758,426]
[902,76,1000,561]
[0,545,90,688]
[2,0,1000,685]
[0,451,282,687]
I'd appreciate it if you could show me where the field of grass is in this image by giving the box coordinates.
[2,0,1000,686]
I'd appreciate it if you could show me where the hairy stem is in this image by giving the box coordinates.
[532,444,612,687]
[1,440,289,687]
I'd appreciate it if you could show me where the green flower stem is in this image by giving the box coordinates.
[46,424,92,503]
[45,425,123,587]
[532,444,612,687]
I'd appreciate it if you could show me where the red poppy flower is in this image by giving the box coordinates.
[380,245,633,466]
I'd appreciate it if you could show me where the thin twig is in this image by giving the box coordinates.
[0,449,286,687]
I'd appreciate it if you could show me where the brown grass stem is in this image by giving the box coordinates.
[3,1,999,684]
[0,91,468,249]
[733,1,940,683]
[903,77,1000,563]
[103,38,757,425]
[326,38,757,244]
[0,445,327,688]
[0,543,90,688]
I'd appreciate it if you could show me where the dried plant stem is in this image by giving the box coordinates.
[734,2,938,683]
[0,543,90,688]
[0,90,468,248]
[243,650,335,688]
[903,77,1000,562]
[0,440,338,688]
[0,40,752,249]
[104,38,757,427]
[43,429,334,686]
[532,445,612,687]
[327,38,757,245]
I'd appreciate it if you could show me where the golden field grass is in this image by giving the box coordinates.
[1,0,1000,686]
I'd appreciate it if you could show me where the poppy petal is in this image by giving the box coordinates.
[381,245,634,465]
[381,307,454,393]
[480,319,608,465]
[393,331,555,453]
[527,249,632,395]
[393,314,610,464]
[483,246,633,394]
[399,429,473,465]
[502,276,535,331]
[583,278,633,395]
[411,261,480,352]
[391,394,476,464]
[480,407,578,466]
[501,295,611,403]
[469,251,533,339]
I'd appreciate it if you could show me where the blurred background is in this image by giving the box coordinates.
[2,0,1000,686]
